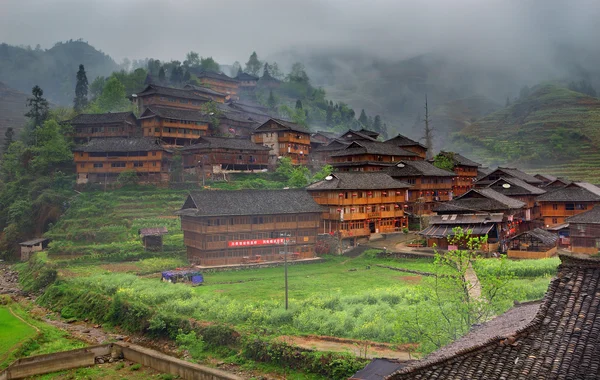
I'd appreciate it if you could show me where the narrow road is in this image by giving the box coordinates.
[465,262,482,301]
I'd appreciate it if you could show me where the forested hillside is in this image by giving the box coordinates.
[450,84,600,182]
[0,82,28,145]
[0,40,118,105]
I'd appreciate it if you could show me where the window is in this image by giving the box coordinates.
[80,163,84,168]
[152,152,157,156]
[93,163,103,168]
[552,204,558,210]
[134,162,143,168]
[406,178,416,184]
[111,162,126,168]
[155,128,160,133]
[552,218,558,224]
[152,162,157,167]
[79,152,83,157]
[577,204,588,210]
[565,203,575,211]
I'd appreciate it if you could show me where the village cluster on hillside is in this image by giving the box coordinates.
[62,68,600,268]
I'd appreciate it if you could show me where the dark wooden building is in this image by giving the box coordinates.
[68,112,138,143]
[507,228,558,259]
[567,206,600,254]
[235,72,259,90]
[534,173,557,187]
[419,213,504,251]
[307,172,411,243]
[139,106,210,146]
[189,70,239,99]
[133,84,211,113]
[73,137,172,184]
[536,182,600,227]
[485,177,546,222]
[183,84,228,103]
[181,136,270,174]
[436,151,482,196]
[251,119,311,166]
[387,160,455,214]
[384,134,428,159]
[139,227,168,251]
[337,129,380,143]
[311,139,351,166]
[475,167,543,187]
[331,141,421,172]
[176,189,323,266]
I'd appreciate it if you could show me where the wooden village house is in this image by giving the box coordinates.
[330,141,422,172]
[507,228,558,259]
[567,206,600,254]
[189,70,239,99]
[251,118,311,166]
[311,139,351,166]
[139,106,210,146]
[475,167,544,187]
[181,136,270,177]
[337,129,380,143]
[534,173,558,187]
[235,71,259,90]
[133,84,211,113]
[387,160,455,215]
[176,189,323,266]
[307,172,411,245]
[536,182,600,227]
[67,112,138,143]
[73,137,172,184]
[384,134,428,159]
[484,176,546,222]
[436,151,482,196]
[139,227,168,251]
[419,213,504,252]
[183,84,228,103]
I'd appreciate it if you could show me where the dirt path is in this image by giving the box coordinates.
[278,335,417,361]
[465,262,482,301]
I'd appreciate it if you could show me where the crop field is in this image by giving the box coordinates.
[0,306,37,359]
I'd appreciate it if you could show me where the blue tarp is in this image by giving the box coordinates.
[161,270,203,285]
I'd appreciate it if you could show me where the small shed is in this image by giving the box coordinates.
[19,238,50,261]
[139,227,168,251]
[507,228,558,259]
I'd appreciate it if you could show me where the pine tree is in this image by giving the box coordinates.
[73,64,89,112]
[183,70,191,82]
[158,67,166,83]
[3,127,14,154]
[25,86,50,129]
[295,99,303,110]
[422,95,434,160]
[373,115,382,133]
[245,52,262,77]
[358,109,368,126]
[262,62,270,78]
[267,90,277,110]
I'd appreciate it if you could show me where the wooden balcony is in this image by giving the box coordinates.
[340,228,371,238]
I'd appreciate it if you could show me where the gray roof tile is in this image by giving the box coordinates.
[307,172,411,191]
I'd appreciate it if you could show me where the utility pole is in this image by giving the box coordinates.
[423,95,434,160]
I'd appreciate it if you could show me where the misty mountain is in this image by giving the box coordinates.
[0,81,28,145]
[0,40,118,105]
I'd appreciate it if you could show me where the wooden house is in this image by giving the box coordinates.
[387,161,455,214]
[337,129,379,143]
[311,139,350,166]
[307,172,411,244]
[419,213,504,252]
[384,134,428,159]
[183,84,228,103]
[543,177,572,189]
[139,106,210,146]
[19,238,50,261]
[534,173,557,187]
[507,228,558,259]
[567,206,600,254]
[67,112,138,144]
[176,189,323,266]
[485,177,546,222]
[139,227,168,251]
[436,151,482,196]
[387,253,600,380]
[331,141,421,172]
[190,70,239,99]
[536,182,600,227]
[235,71,259,90]
[133,84,211,113]
[475,167,543,187]
[258,70,282,89]
[181,136,270,174]
[73,137,172,184]
[251,119,311,166]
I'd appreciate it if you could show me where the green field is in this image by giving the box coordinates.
[0,306,37,358]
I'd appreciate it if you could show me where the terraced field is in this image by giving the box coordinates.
[449,84,600,183]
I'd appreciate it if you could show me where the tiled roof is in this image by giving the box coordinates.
[384,134,427,148]
[388,160,455,177]
[181,137,270,151]
[136,84,210,101]
[573,182,600,197]
[352,359,406,380]
[544,178,572,188]
[438,151,482,167]
[389,253,600,380]
[357,128,380,138]
[338,129,379,142]
[139,227,168,236]
[73,137,167,153]
[176,189,324,217]
[536,185,600,202]
[191,69,238,83]
[254,118,310,134]
[183,84,227,97]
[331,141,419,157]
[434,188,526,213]
[141,106,210,122]
[510,228,559,246]
[313,139,351,152]
[68,112,135,125]
[331,161,396,168]
[306,172,412,191]
[477,167,543,185]
[476,167,491,180]
[487,177,547,196]
[235,72,259,81]
[566,206,600,224]
[535,173,558,182]
[428,213,504,225]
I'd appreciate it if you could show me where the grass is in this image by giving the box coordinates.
[0,306,37,359]
[31,361,165,379]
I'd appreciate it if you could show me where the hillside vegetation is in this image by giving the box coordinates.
[0,82,28,145]
[451,84,600,182]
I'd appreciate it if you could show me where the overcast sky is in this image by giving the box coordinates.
[1,0,600,66]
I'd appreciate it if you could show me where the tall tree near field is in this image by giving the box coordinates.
[422,95,434,160]
[25,86,50,129]
[3,127,14,154]
[73,64,89,112]
[158,67,166,83]
[245,51,262,76]
[358,109,368,126]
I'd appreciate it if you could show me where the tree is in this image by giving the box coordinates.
[262,62,271,78]
[29,120,73,173]
[199,57,220,72]
[25,86,50,129]
[373,115,382,133]
[245,51,262,76]
[422,96,434,160]
[433,152,455,171]
[170,65,184,84]
[358,109,368,126]
[3,127,14,155]
[183,70,191,82]
[73,64,89,112]
[89,76,106,101]
[312,164,334,182]
[158,67,166,83]
[96,77,129,112]
[269,62,284,80]
[295,99,303,110]
[287,62,309,83]
[185,51,200,68]
[267,90,277,110]
[230,61,242,77]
